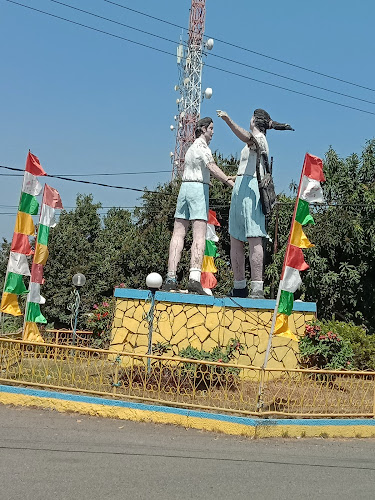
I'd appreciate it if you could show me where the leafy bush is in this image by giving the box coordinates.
[321,319,375,371]
[299,321,354,370]
[178,338,244,377]
[179,338,243,363]
[87,298,115,349]
[151,342,171,356]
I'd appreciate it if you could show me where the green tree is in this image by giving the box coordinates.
[42,194,103,327]
[265,140,375,334]
[304,140,375,333]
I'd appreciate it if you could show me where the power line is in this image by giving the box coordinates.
[4,0,375,116]
[43,0,375,106]
[0,170,171,177]
[203,63,375,116]
[0,165,171,195]
[104,0,375,94]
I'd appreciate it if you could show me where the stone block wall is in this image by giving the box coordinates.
[111,289,316,370]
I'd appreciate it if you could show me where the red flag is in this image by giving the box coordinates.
[208,209,220,226]
[43,184,63,209]
[31,263,44,284]
[25,151,46,177]
[285,244,309,271]
[201,272,217,289]
[303,153,325,182]
[11,233,33,255]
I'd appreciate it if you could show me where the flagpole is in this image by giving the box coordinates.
[0,157,31,332]
[256,154,309,411]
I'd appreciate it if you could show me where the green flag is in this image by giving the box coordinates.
[18,192,39,215]
[4,272,28,295]
[26,302,47,324]
[295,199,315,226]
[277,289,294,316]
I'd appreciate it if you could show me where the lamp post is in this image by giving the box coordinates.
[145,273,163,373]
[71,273,86,346]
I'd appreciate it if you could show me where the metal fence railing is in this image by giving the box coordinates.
[0,338,374,418]
[41,329,95,348]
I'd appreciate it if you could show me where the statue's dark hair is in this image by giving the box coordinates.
[195,117,213,138]
[253,108,294,134]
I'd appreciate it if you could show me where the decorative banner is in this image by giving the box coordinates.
[4,272,28,295]
[7,252,31,276]
[23,322,45,342]
[1,152,46,318]
[201,210,220,294]
[273,153,325,341]
[11,233,33,256]
[0,293,22,316]
[23,184,63,341]
[29,282,46,304]
[25,301,47,324]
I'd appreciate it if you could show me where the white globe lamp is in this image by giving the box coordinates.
[146,272,163,292]
[205,38,214,50]
[204,87,213,99]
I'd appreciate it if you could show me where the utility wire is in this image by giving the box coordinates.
[43,0,375,106]
[4,0,375,116]
[0,170,171,177]
[0,165,170,195]
[0,164,373,212]
[104,0,375,94]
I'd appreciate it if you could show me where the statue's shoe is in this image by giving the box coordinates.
[161,280,178,292]
[227,287,249,298]
[187,279,209,295]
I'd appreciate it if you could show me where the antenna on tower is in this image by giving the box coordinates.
[171,1,213,179]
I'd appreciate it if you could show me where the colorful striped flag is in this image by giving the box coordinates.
[201,210,220,294]
[274,153,325,341]
[1,152,46,317]
[24,184,63,339]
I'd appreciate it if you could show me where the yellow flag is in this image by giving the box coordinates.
[23,322,45,343]
[290,221,314,249]
[201,255,217,273]
[14,211,35,236]
[274,313,299,342]
[34,243,49,265]
[0,292,22,316]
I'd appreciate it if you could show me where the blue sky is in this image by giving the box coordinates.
[1,0,374,240]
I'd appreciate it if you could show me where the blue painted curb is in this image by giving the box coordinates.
[1,384,372,428]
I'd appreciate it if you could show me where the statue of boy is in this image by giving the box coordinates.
[163,117,234,295]
[217,108,294,298]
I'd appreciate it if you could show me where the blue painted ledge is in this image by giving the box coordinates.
[114,288,316,313]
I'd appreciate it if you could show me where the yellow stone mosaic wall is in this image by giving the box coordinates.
[111,297,315,370]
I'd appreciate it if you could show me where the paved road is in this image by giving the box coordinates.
[0,405,374,500]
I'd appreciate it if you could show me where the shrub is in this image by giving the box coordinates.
[87,298,115,349]
[299,320,354,370]
[321,319,375,371]
[179,338,243,364]
[178,338,244,377]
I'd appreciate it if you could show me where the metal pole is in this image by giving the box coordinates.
[72,288,80,346]
[147,290,156,374]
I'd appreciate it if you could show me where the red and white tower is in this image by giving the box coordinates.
[171,1,213,178]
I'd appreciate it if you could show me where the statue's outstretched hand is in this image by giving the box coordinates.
[216,110,228,119]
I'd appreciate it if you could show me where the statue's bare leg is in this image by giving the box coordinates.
[189,219,207,281]
[248,236,264,297]
[230,236,246,282]
[167,218,189,277]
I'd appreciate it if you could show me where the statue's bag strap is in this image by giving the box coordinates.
[251,136,270,185]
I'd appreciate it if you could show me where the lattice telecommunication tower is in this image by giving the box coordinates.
[170,0,213,178]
